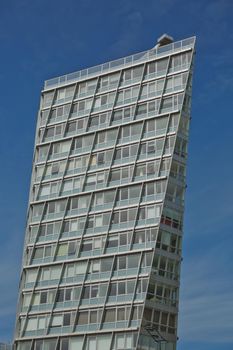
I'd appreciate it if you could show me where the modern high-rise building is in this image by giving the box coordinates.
[13,34,195,350]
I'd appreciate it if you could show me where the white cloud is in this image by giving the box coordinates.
[179,241,233,343]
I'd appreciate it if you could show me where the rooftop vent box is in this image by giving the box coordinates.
[157,34,174,47]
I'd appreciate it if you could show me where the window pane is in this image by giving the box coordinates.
[70,337,84,350]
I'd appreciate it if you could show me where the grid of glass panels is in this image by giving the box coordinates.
[14,37,195,350]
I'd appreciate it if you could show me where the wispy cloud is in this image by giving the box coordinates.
[109,0,177,56]
[179,240,233,343]
[0,226,23,336]
[184,173,233,239]
[0,259,20,341]
[109,9,144,55]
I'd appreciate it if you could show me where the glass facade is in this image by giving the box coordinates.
[14,35,195,350]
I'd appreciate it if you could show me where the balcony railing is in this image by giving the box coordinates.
[44,37,195,89]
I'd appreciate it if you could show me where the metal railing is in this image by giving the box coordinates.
[44,37,195,89]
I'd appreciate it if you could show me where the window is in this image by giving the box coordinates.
[66,118,87,134]
[68,241,78,256]
[33,245,54,260]
[96,129,117,145]
[112,208,137,224]
[162,97,172,110]
[147,206,154,219]
[49,104,70,122]
[161,93,184,113]
[122,66,143,83]
[69,337,84,349]
[104,309,115,322]
[112,106,134,123]
[128,254,139,268]
[135,160,161,178]
[139,204,162,220]
[97,335,112,349]
[90,149,112,167]
[95,216,102,227]
[88,258,113,274]
[63,217,85,233]
[116,86,139,105]
[44,124,63,140]
[38,182,59,198]
[26,269,37,284]
[145,116,168,135]
[50,162,59,175]
[62,177,82,194]
[136,99,159,118]
[104,306,131,323]
[71,98,92,115]
[40,292,47,304]
[118,282,126,295]
[118,185,141,201]
[109,165,132,183]
[93,190,115,207]
[32,203,44,218]
[43,91,54,107]
[39,317,47,330]
[45,200,66,216]
[73,135,93,151]
[136,103,147,116]
[140,79,164,99]
[50,140,71,157]
[60,339,69,350]
[120,123,142,141]
[98,73,120,90]
[147,58,168,76]
[63,262,87,280]
[92,260,101,273]
[41,110,50,126]
[63,313,71,326]
[56,86,75,102]
[115,144,138,162]
[26,318,37,331]
[87,213,110,229]
[140,139,164,157]
[144,180,166,197]
[89,112,110,128]
[67,122,76,134]
[51,315,63,327]
[117,254,140,270]
[98,153,104,164]
[67,155,89,172]
[93,92,115,109]
[76,79,97,96]
[83,284,106,300]
[77,312,88,325]
[169,52,191,72]
[38,145,50,162]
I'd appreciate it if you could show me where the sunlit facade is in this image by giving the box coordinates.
[14,34,195,350]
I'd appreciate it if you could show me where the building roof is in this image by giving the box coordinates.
[44,36,195,91]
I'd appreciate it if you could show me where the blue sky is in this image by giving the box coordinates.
[0,0,233,348]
